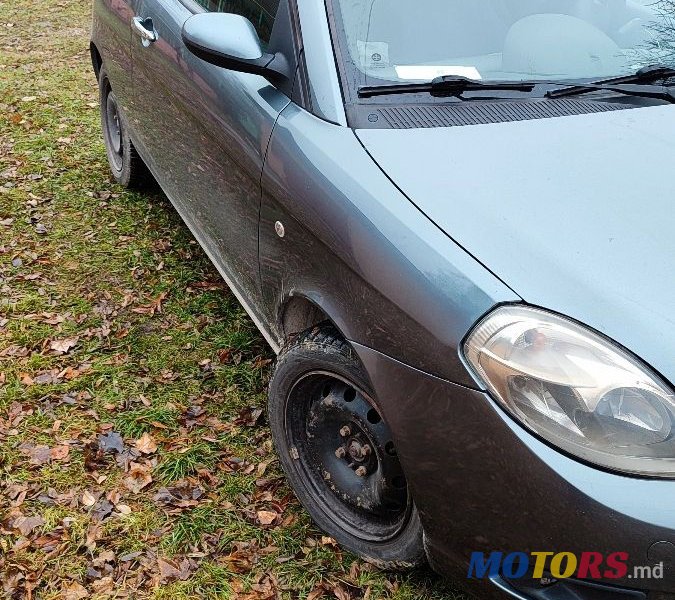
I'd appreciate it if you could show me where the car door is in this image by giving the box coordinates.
[92,0,135,112]
[126,0,293,330]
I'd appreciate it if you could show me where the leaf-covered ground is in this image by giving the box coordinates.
[0,1,467,598]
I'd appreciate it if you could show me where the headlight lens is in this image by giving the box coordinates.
[464,305,675,477]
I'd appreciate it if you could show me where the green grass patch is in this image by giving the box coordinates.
[155,442,218,483]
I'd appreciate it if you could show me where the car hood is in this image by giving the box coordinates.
[356,104,675,386]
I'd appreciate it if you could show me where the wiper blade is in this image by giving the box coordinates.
[358,75,535,99]
[546,64,675,100]
[546,82,675,103]
[357,68,675,103]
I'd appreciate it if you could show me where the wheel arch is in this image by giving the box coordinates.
[278,293,339,342]
[90,42,103,80]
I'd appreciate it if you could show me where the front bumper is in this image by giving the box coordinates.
[352,343,675,600]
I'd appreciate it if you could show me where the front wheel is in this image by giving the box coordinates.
[268,324,426,569]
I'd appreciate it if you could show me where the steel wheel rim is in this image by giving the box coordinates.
[285,371,411,542]
[105,90,123,170]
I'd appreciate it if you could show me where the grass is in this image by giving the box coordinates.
[0,0,467,598]
[155,442,218,483]
[114,404,181,438]
[161,505,232,552]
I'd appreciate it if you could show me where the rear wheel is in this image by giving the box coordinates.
[99,66,152,189]
[268,324,425,568]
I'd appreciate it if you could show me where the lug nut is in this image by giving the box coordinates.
[339,426,351,438]
[335,447,346,459]
[361,444,372,457]
[355,466,368,477]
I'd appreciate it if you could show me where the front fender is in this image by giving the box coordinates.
[259,103,519,387]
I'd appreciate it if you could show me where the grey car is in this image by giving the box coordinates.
[91,1,675,598]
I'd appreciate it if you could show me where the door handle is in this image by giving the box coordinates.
[133,16,158,46]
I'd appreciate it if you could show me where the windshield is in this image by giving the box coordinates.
[330,0,675,89]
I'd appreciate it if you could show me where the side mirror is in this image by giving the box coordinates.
[182,13,289,82]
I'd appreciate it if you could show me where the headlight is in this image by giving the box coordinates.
[464,305,675,477]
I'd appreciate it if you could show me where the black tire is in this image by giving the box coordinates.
[98,66,153,189]
[268,323,426,569]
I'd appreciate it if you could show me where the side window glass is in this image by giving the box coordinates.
[193,0,280,47]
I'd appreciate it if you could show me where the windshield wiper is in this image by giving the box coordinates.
[358,66,675,103]
[546,82,675,103]
[546,64,675,101]
[358,75,536,99]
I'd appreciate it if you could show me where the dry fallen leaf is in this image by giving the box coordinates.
[6,484,28,507]
[97,550,116,564]
[124,463,153,493]
[85,524,102,551]
[134,432,157,455]
[157,558,191,583]
[157,558,182,583]
[20,444,51,465]
[12,514,45,537]
[132,292,167,316]
[98,431,125,454]
[50,336,79,354]
[257,510,277,526]
[332,584,351,600]
[91,577,114,594]
[91,499,114,523]
[62,581,88,600]
[19,372,34,386]
[320,536,338,547]
[50,445,70,460]
[81,490,97,507]
[236,407,264,427]
[307,585,327,600]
